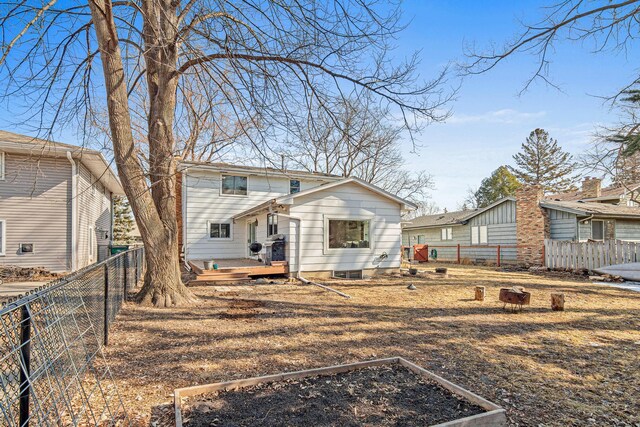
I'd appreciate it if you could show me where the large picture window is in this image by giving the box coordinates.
[328,219,370,249]
[209,222,231,239]
[221,175,248,195]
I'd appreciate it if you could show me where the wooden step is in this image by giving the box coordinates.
[196,272,250,280]
[189,277,253,285]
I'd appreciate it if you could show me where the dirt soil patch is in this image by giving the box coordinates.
[101,263,640,426]
[183,365,485,427]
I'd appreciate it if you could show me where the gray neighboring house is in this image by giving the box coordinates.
[0,130,124,273]
[403,178,640,265]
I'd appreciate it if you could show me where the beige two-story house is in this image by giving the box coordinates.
[0,131,123,272]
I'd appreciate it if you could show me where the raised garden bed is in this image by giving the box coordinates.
[174,357,506,427]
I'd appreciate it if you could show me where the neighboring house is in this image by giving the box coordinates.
[177,161,416,277]
[0,130,124,272]
[403,177,640,266]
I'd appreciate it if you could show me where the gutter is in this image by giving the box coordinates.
[66,152,77,271]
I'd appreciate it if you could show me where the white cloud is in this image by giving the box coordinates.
[446,109,547,125]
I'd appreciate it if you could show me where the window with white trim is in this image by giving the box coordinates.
[591,220,604,241]
[471,225,488,245]
[221,175,248,195]
[0,152,5,180]
[209,222,231,239]
[441,227,453,240]
[267,213,278,237]
[328,219,370,249]
[0,219,5,256]
[417,235,425,244]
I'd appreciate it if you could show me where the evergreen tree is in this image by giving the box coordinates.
[510,128,579,193]
[473,166,521,208]
[113,196,135,244]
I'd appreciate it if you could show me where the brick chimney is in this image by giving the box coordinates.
[516,185,549,266]
[581,177,602,199]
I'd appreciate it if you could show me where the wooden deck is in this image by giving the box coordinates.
[188,258,289,284]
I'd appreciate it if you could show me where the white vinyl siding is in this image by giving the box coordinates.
[77,163,111,267]
[288,182,402,273]
[184,170,331,260]
[0,219,5,256]
[441,227,452,240]
[0,152,4,180]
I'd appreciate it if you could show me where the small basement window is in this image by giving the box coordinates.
[267,213,278,237]
[328,219,370,249]
[441,227,452,241]
[333,270,363,279]
[221,175,248,195]
[19,243,34,254]
[591,220,604,241]
[290,179,300,194]
[209,222,231,239]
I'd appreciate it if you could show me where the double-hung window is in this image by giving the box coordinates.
[209,222,231,239]
[591,220,604,241]
[471,225,488,245]
[267,214,278,237]
[441,227,453,240]
[221,175,248,195]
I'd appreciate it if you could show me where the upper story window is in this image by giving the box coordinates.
[221,175,247,196]
[267,213,278,237]
[0,152,5,180]
[290,179,300,194]
[471,225,488,245]
[441,227,452,240]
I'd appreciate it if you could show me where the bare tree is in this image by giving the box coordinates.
[1,0,449,306]
[463,0,640,98]
[281,95,437,206]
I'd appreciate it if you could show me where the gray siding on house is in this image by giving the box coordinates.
[76,163,112,268]
[403,201,518,262]
[616,219,640,241]
[548,209,578,241]
[0,153,71,272]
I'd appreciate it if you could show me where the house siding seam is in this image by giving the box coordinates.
[0,153,72,272]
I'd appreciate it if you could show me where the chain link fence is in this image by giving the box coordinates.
[0,247,144,426]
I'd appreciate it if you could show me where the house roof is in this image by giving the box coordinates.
[546,182,640,202]
[0,130,124,195]
[179,160,343,181]
[233,177,417,219]
[403,197,516,230]
[540,200,640,218]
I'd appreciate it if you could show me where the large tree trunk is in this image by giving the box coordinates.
[89,0,197,306]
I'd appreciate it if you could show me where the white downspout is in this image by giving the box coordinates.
[66,152,77,271]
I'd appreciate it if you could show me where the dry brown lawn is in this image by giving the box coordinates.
[102,264,640,426]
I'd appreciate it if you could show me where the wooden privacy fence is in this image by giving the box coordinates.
[544,239,640,270]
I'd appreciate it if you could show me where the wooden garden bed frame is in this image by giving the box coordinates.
[174,356,507,427]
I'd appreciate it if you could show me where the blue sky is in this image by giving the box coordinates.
[0,1,637,211]
[398,0,639,210]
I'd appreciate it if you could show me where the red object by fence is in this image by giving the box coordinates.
[413,244,429,262]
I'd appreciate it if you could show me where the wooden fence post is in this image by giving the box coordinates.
[457,244,461,264]
[496,245,501,267]
[425,245,429,263]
